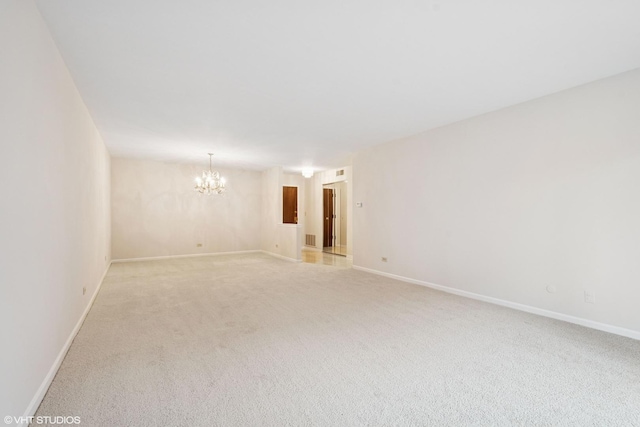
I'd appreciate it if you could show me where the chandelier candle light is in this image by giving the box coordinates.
[194,153,226,195]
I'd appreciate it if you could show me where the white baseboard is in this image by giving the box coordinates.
[302,246,322,252]
[352,265,640,341]
[112,250,261,263]
[261,250,302,263]
[23,261,113,422]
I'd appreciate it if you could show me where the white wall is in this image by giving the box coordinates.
[303,174,319,246]
[340,182,348,246]
[0,0,111,418]
[354,69,640,335]
[111,158,262,259]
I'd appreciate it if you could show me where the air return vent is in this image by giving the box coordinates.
[305,234,316,246]
[336,169,345,177]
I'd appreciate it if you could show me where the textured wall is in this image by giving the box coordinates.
[0,0,111,417]
[354,69,640,334]
[111,158,261,259]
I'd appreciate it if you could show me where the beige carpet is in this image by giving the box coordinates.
[36,253,640,426]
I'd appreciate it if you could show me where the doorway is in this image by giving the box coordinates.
[283,186,298,224]
[322,181,347,256]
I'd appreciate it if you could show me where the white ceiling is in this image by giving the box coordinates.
[35,0,640,172]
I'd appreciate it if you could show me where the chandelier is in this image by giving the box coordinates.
[194,153,226,195]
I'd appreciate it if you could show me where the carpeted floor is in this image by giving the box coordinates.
[36,253,640,426]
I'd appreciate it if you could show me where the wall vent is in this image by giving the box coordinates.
[336,169,345,177]
[305,234,316,247]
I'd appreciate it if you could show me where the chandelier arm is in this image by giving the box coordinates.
[195,153,226,195]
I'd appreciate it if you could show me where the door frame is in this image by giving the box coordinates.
[322,181,347,256]
[282,185,298,224]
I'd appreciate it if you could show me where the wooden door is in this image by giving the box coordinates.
[282,186,298,224]
[323,188,334,247]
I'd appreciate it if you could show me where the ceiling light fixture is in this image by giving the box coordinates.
[302,168,314,178]
[194,153,226,195]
